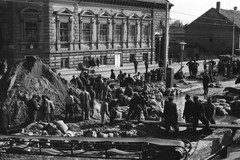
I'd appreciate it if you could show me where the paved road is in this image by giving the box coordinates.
[58,60,214,82]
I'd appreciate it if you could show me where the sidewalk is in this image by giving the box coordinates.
[57,59,209,77]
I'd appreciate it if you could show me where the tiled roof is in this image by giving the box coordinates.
[220,9,240,28]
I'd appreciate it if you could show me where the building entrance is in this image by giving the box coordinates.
[61,58,69,68]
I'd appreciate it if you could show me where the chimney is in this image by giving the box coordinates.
[216,2,220,12]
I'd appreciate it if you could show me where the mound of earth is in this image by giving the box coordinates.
[0,56,81,126]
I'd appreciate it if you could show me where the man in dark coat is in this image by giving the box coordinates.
[133,58,138,74]
[202,72,210,95]
[96,58,100,68]
[192,96,211,135]
[0,106,10,135]
[117,70,124,87]
[186,60,194,76]
[144,60,149,73]
[192,60,199,78]
[183,94,194,123]
[164,97,179,136]
[110,69,116,80]
[204,96,216,124]
[26,94,40,123]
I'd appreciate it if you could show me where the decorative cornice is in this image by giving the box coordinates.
[79,0,172,9]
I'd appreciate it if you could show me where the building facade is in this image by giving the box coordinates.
[0,0,172,69]
[185,2,240,58]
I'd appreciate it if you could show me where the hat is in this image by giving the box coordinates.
[193,96,199,100]
[168,97,173,101]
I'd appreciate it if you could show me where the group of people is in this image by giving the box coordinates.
[26,94,55,124]
[86,57,100,69]
[68,68,151,124]
[164,94,215,136]
[186,60,200,78]
[216,59,240,77]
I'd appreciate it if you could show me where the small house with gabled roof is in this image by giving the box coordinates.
[185,2,240,58]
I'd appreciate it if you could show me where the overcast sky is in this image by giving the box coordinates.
[169,0,240,24]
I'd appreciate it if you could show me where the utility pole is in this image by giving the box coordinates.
[232,6,237,62]
[163,2,169,81]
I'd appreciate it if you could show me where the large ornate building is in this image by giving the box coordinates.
[0,0,172,69]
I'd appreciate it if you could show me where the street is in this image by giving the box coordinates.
[59,60,214,82]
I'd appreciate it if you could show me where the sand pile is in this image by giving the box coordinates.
[0,56,81,126]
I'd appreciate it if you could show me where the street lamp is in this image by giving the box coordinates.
[179,42,187,68]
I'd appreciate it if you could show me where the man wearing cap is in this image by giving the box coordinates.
[192,96,211,135]
[126,91,148,123]
[164,97,179,136]
[183,94,194,124]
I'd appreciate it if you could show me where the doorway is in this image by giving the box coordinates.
[100,55,107,65]
[115,53,121,67]
[129,54,135,63]
[143,53,148,62]
[61,58,69,68]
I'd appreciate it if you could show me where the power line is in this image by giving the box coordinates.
[171,10,235,23]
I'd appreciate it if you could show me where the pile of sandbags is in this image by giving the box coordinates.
[213,99,231,116]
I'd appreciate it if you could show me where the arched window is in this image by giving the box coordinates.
[80,10,95,43]
[20,7,41,49]
[113,13,126,43]
[98,11,111,42]
[54,8,73,49]
[142,14,152,44]
[128,13,140,42]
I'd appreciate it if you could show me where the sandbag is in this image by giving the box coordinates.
[217,99,226,103]
[220,103,230,109]
[232,119,240,125]
[52,129,62,136]
[94,100,101,112]
[65,130,75,137]
[216,108,228,116]
[53,120,68,133]
[46,123,57,135]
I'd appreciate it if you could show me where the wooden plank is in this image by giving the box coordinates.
[114,119,240,129]
[178,122,240,129]
[0,134,184,148]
